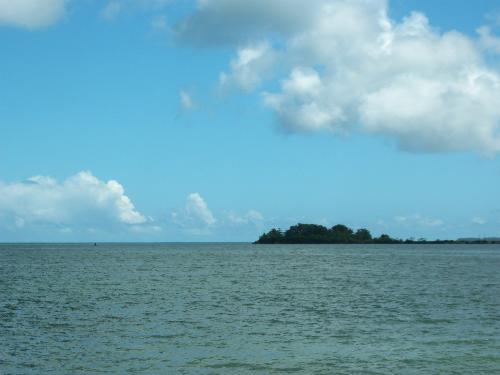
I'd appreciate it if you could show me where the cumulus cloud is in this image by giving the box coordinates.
[263,67,346,132]
[220,41,277,91]
[170,193,267,238]
[175,0,321,45]
[185,193,216,225]
[477,26,500,54]
[0,0,66,29]
[171,193,216,233]
[177,0,500,154]
[0,171,146,230]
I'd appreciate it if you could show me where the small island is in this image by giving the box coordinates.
[254,223,500,245]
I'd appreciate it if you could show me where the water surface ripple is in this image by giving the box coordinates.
[1,243,499,374]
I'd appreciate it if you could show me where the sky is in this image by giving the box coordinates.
[1,0,500,242]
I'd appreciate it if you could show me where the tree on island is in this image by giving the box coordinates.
[354,228,372,242]
[257,228,284,244]
[255,223,398,244]
[255,223,500,244]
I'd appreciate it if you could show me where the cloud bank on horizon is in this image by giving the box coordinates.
[0,171,147,233]
[0,172,265,239]
[0,170,470,240]
[177,0,500,154]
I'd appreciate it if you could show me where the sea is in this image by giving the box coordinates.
[1,243,499,374]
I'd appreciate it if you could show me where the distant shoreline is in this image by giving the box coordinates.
[254,223,500,245]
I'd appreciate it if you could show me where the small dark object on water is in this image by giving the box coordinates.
[94,243,97,246]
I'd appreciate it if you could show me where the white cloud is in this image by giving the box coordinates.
[178,0,500,154]
[263,67,346,132]
[0,0,66,29]
[175,0,322,45]
[137,0,171,11]
[395,214,444,227]
[185,193,216,225]
[99,0,172,21]
[0,171,146,230]
[226,210,264,225]
[151,14,167,31]
[100,1,123,21]
[179,89,196,111]
[131,224,162,233]
[170,194,266,237]
[477,26,500,54]
[220,41,276,91]
[171,193,216,233]
[472,216,487,225]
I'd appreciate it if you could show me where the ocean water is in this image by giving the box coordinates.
[1,243,499,374]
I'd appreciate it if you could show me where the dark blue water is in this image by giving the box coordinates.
[1,243,499,374]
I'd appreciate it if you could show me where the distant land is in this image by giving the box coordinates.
[254,223,500,244]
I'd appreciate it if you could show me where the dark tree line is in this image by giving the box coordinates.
[254,223,494,244]
[255,224,399,244]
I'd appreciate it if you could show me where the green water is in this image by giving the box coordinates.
[1,243,499,374]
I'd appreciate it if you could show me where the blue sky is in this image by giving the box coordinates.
[1,0,500,242]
